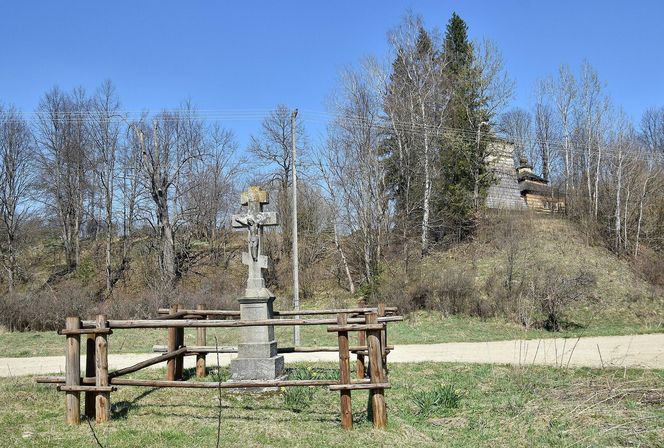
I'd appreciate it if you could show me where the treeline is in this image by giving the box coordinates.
[320,12,664,296]
[0,12,663,309]
[500,64,664,257]
[0,82,247,297]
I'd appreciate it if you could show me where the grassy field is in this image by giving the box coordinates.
[1,312,663,358]
[1,363,662,447]
[0,312,659,359]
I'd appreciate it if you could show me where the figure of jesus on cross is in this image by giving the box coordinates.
[232,186,278,292]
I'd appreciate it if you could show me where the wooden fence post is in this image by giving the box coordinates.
[336,313,353,430]
[95,314,110,423]
[196,304,207,378]
[175,304,184,380]
[378,303,388,376]
[166,304,177,381]
[356,298,367,379]
[84,334,96,419]
[366,312,387,429]
[65,316,81,425]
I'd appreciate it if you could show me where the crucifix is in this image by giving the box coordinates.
[232,186,278,291]
[230,186,284,383]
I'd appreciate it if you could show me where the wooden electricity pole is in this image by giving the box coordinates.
[291,108,300,346]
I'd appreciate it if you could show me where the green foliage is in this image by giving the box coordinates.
[443,12,472,75]
[412,384,462,417]
[75,257,95,283]
[282,367,339,412]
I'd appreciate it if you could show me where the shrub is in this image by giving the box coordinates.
[377,264,479,317]
[424,266,479,317]
[282,367,316,412]
[0,287,95,331]
[281,367,338,412]
[529,267,596,331]
[412,384,462,417]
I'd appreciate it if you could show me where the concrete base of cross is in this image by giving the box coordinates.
[230,289,285,386]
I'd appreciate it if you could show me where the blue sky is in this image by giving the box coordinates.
[1,1,663,148]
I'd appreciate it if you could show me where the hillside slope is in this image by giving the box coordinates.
[378,212,663,334]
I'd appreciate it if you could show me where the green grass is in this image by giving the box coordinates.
[1,363,662,447]
[1,311,662,358]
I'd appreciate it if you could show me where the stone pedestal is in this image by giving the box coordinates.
[230,288,284,381]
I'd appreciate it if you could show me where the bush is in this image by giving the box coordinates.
[424,266,479,317]
[282,367,337,412]
[412,384,462,417]
[0,273,242,332]
[529,267,596,331]
[377,264,479,317]
[0,287,95,331]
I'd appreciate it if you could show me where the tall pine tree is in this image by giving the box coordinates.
[435,12,492,242]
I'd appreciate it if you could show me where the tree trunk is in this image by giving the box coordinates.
[420,119,431,257]
[157,194,176,282]
[594,145,601,218]
[634,176,649,257]
[614,152,622,251]
[333,221,355,294]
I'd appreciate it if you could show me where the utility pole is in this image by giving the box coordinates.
[291,108,300,346]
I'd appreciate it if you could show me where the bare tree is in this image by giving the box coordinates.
[575,62,609,218]
[36,87,89,271]
[325,64,388,294]
[543,65,576,206]
[182,124,240,258]
[0,105,33,294]
[116,126,143,282]
[316,155,355,294]
[499,107,534,166]
[641,107,664,154]
[133,106,205,283]
[248,105,306,258]
[533,99,557,182]
[88,81,121,294]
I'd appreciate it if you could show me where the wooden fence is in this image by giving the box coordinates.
[36,304,401,430]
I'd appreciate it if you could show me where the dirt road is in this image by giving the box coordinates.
[2,333,662,377]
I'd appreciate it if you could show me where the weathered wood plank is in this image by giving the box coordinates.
[37,376,373,387]
[59,385,116,392]
[65,317,81,425]
[58,328,113,336]
[109,347,189,379]
[327,324,385,332]
[156,307,398,316]
[81,316,401,329]
[195,304,206,378]
[174,304,184,380]
[366,312,387,429]
[337,313,352,430]
[84,334,96,419]
[166,304,178,381]
[95,315,110,423]
[329,383,391,391]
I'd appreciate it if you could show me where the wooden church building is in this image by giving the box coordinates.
[485,140,564,212]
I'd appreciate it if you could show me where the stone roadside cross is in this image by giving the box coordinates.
[230,185,284,383]
[232,186,278,291]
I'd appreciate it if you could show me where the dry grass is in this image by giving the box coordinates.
[1,363,662,447]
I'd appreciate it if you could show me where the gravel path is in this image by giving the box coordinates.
[2,333,662,377]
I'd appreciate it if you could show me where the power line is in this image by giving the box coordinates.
[2,107,663,163]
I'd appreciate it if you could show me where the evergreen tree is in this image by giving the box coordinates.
[435,12,492,242]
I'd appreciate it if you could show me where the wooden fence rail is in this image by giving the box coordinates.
[155,307,398,317]
[36,303,399,430]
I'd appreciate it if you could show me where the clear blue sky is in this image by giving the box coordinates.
[1,1,663,148]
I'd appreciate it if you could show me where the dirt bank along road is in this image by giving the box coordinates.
[1,333,662,377]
